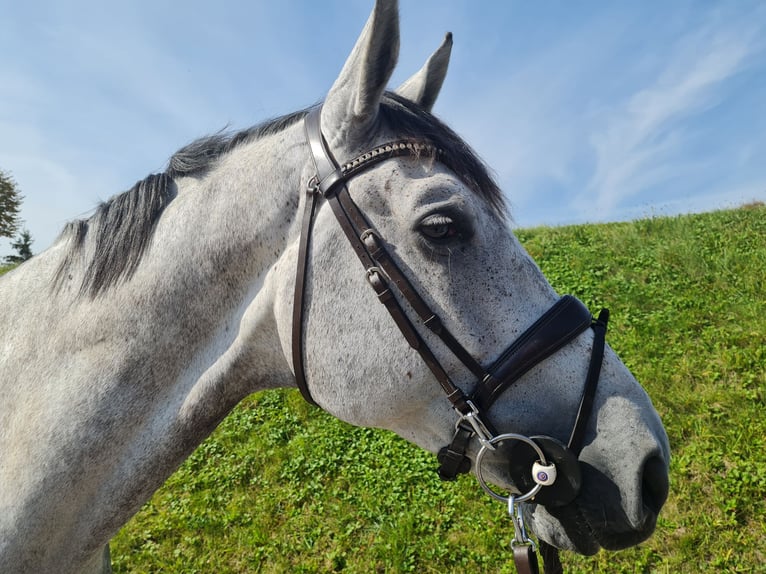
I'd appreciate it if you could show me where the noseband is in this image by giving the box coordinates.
[293,106,609,573]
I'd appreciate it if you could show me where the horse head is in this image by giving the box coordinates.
[275,0,670,557]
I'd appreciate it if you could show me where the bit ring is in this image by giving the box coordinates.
[475,433,548,503]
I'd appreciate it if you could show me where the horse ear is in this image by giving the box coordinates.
[395,32,452,111]
[322,0,399,147]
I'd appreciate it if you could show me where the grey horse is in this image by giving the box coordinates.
[0,1,669,572]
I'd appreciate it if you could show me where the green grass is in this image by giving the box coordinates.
[104,204,764,572]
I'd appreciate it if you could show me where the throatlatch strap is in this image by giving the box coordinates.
[292,183,321,406]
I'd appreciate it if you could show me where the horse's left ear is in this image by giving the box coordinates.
[395,32,452,112]
[322,0,399,148]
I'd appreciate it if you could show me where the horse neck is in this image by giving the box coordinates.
[90,127,314,452]
[0,123,311,570]
[158,128,311,438]
[101,123,311,406]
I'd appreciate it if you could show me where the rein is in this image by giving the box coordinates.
[293,106,609,573]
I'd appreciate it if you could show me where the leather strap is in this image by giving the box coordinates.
[567,308,609,454]
[513,539,564,574]
[291,181,321,406]
[327,180,472,414]
[472,296,592,412]
[339,190,487,380]
[513,544,540,574]
[539,540,564,574]
[436,423,473,480]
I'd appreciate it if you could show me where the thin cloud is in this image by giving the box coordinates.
[583,14,762,219]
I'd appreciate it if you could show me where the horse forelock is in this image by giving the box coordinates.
[53,96,504,298]
[378,92,507,218]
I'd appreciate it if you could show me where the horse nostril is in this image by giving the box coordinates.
[641,455,669,516]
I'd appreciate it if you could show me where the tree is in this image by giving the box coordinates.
[5,229,34,264]
[0,169,23,239]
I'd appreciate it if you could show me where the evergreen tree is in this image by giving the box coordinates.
[0,169,23,239]
[5,229,34,264]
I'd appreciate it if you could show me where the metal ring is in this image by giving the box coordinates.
[475,433,547,503]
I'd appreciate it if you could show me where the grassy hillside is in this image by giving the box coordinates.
[100,204,762,572]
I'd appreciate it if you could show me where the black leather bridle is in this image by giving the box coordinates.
[292,106,610,574]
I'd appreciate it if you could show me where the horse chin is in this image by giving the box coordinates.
[525,499,661,556]
[524,503,602,555]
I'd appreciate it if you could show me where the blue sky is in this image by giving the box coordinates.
[2,0,765,257]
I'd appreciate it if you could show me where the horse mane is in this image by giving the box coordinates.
[54,95,503,298]
[54,173,176,298]
[53,109,309,297]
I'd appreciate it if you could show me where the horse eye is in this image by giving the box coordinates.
[419,214,457,241]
